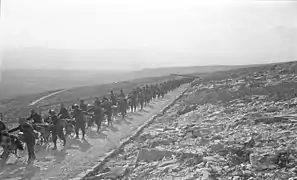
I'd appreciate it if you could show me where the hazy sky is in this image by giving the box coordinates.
[1,0,296,69]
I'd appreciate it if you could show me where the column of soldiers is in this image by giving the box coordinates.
[0,78,193,164]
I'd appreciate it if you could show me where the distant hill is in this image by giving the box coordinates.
[129,65,257,78]
[0,69,131,99]
[0,65,251,99]
[1,47,281,99]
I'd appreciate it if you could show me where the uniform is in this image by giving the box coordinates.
[0,120,7,132]
[72,109,86,139]
[103,100,112,126]
[58,107,70,119]
[80,103,88,112]
[110,93,117,106]
[50,114,66,148]
[27,113,43,124]
[93,105,103,130]
[8,122,36,163]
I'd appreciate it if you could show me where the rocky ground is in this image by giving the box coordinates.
[88,62,297,180]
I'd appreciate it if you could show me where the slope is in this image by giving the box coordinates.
[83,61,297,180]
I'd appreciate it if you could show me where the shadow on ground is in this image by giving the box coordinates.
[148,105,154,109]
[133,112,143,116]
[87,130,108,140]
[0,161,41,180]
[140,109,149,113]
[34,137,91,166]
[108,126,119,132]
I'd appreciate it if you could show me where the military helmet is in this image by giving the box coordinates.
[72,104,79,109]
[49,109,56,114]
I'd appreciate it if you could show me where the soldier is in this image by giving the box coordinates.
[139,89,145,110]
[27,109,43,124]
[0,113,7,132]
[102,97,113,126]
[49,110,66,150]
[145,85,151,105]
[118,89,126,100]
[86,104,95,129]
[160,83,165,98]
[156,84,161,98]
[94,97,101,106]
[116,90,125,117]
[57,103,70,119]
[90,102,103,132]
[80,100,88,112]
[129,90,137,112]
[110,90,117,106]
[8,118,36,165]
[72,104,86,140]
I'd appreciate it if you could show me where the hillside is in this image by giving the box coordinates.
[0,61,291,124]
[0,64,253,100]
[0,67,226,100]
[85,61,297,180]
[129,65,256,78]
[2,47,282,99]
[0,69,129,99]
[0,61,297,179]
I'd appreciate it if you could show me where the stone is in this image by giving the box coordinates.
[135,148,176,164]
[87,166,126,180]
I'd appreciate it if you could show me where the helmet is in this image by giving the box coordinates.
[30,109,36,114]
[72,104,79,109]
[49,109,56,114]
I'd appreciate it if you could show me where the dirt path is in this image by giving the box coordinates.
[29,89,68,106]
[0,85,187,180]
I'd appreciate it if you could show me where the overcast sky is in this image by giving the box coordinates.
[0,0,296,69]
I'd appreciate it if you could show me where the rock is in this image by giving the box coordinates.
[177,105,197,116]
[247,178,256,180]
[288,177,297,180]
[208,141,228,156]
[209,141,225,151]
[232,176,242,180]
[203,156,220,163]
[254,116,289,124]
[158,159,179,167]
[249,152,279,170]
[88,166,126,180]
[158,160,180,173]
[244,137,255,148]
[135,148,176,163]
[149,139,175,148]
[201,169,216,180]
